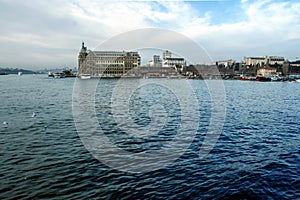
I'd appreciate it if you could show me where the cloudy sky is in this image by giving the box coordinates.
[0,0,299,69]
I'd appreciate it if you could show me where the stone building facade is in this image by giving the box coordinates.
[78,42,141,77]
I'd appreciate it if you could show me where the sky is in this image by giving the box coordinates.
[0,0,299,69]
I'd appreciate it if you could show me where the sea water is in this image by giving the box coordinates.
[0,75,299,199]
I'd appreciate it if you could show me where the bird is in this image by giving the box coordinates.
[31,112,36,118]
[3,121,8,125]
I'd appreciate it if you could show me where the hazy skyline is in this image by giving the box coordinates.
[0,0,299,70]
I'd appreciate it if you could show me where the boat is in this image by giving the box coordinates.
[79,74,91,79]
[296,79,300,83]
[53,72,66,78]
[240,76,248,81]
[256,76,271,82]
[271,76,283,81]
[240,75,256,81]
[48,72,54,77]
[18,72,22,76]
[62,70,76,78]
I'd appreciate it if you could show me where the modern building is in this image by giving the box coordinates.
[148,55,162,67]
[244,56,285,66]
[78,42,141,77]
[147,50,186,73]
[153,55,161,65]
[162,50,186,73]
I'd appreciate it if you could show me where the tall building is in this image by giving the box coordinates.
[148,55,162,67]
[78,42,141,77]
[153,55,161,64]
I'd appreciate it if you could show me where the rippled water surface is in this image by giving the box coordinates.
[0,75,299,199]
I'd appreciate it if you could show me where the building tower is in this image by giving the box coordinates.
[163,50,172,59]
[153,55,161,64]
[78,42,88,74]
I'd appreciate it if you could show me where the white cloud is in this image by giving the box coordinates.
[182,0,300,61]
[0,0,299,69]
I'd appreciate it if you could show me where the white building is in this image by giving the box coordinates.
[245,56,285,66]
[162,50,186,71]
[216,59,236,67]
[147,50,186,73]
[163,50,172,59]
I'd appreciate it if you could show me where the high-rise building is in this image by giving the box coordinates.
[153,55,161,64]
[148,55,162,67]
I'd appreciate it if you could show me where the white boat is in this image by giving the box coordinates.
[79,74,91,79]
[271,76,283,81]
[53,72,65,78]
[48,72,54,77]
[295,79,300,83]
[18,72,22,76]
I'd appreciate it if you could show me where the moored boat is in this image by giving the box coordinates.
[48,72,54,77]
[53,72,66,78]
[271,76,283,81]
[256,76,271,82]
[240,76,248,81]
[240,76,256,81]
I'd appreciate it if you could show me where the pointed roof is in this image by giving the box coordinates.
[80,41,87,53]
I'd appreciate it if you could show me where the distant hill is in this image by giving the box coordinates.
[0,68,35,74]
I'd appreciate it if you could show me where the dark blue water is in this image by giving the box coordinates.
[0,75,299,199]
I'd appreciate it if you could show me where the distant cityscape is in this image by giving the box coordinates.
[1,42,300,81]
[77,42,300,80]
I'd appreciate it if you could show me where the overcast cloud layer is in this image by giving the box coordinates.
[0,0,299,69]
